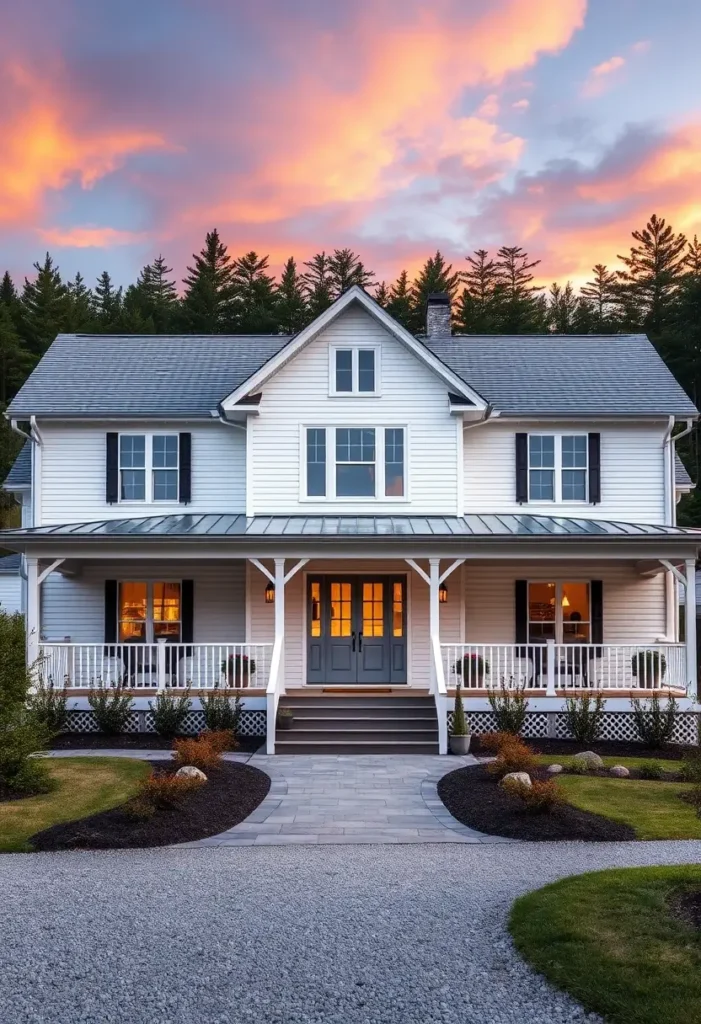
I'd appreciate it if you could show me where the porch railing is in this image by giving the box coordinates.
[441,642,689,693]
[38,641,274,690]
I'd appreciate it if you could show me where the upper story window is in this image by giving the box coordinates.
[119,434,179,502]
[304,426,405,500]
[528,434,588,502]
[330,346,379,395]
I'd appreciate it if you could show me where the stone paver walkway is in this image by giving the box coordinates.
[45,749,507,846]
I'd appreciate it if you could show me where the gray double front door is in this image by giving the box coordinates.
[306,576,407,685]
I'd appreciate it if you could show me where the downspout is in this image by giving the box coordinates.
[662,417,694,641]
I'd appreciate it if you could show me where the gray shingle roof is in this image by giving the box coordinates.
[424,334,698,417]
[3,441,31,488]
[6,327,698,420]
[675,452,694,489]
[0,553,21,573]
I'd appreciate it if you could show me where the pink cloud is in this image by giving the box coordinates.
[582,55,626,97]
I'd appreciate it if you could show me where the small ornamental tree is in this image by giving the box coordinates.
[451,682,468,736]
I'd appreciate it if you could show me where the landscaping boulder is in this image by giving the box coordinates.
[501,772,532,788]
[609,765,630,778]
[572,751,604,769]
[175,766,207,781]
[546,764,564,774]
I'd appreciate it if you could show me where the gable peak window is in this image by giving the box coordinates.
[331,346,378,395]
[304,425,405,500]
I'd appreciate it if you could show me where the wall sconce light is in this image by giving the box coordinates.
[265,582,275,604]
[439,583,448,604]
[562,594,570,609]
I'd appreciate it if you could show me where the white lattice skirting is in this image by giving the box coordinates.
[448,710,700,745]
[64,709,267,737]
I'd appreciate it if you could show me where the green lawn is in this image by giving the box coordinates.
[510,865,701,1024]
[537,753,682,771]
[0,757,150,853]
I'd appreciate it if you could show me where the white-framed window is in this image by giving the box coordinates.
[528,434,587,502]
[117,581,182,642]
[329,345,380,395]
[119,434,179,503]
[303,426,406,500]
[527,581,591,643]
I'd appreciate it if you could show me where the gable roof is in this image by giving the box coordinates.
[3,441,31,489]
[675,452,694,490]
[423,334,698,418]
[219,286,487,410]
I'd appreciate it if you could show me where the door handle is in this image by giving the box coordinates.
[358,632,363,652]
[351,631,356,652]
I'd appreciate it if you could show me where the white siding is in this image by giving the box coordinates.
[464,561,666,643]
[41,561,246,642]
[0,576,22,615]
[249,307,459,514]
[464,420,667,523]
[248,558,462,687]
[39,421,246,526]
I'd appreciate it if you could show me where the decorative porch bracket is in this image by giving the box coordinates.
[405,557,465,754]
[659,558,697,701]
[251,557,309,754]
[26,557,66,679]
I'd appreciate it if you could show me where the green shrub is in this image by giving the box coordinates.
[639,760,665,780]
[630,692,679,748]
[451,682,469,736]
[200,686,242,735]
[149,689,192,738]
[30,681,68,735]
[487,679,529,735]
[563,692,605,744]
[679,750,701,783]
[88,685,133,735]
[568,758,591,775]
[0,611,33,703]
[0,611,52,795]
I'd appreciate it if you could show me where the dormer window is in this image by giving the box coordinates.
[330,345,379,396]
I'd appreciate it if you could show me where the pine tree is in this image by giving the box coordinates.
[92,271,123,330]
[685,235,701,280]
[493,246,545,333]
[275,257,308,334]
[547,282,580,333]
[0,271,22,331]
[616,214,687,335]
[0,305,32,404]
[456,249,500,332]
[327,249,375,296]
[20,253,70,354]
[181,229,236,332]
[374,282,390,308]
[65,273,94,332]
[232,252,278,332]
[410,251,461,333]
[302,253,335,318]
[385,270,413,329]
[133,255,179,331]
[580,264,618,332]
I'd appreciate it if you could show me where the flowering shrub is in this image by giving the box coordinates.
[172,734,222,772]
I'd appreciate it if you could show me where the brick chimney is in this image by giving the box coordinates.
[426,292,451,337]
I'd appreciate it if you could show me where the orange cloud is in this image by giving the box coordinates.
[582,54,626,96]
[0,63,169,227]
[190,0,586,226]
[39,226,148,248]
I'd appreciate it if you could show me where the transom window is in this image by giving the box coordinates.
[304,426,406,499]
[118,581,181,642]
[119,434,179,502]
[330,346,378,395]
[528,581,591,643]
[528,434,587,502]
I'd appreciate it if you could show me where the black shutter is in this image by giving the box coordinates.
[179,433,192,504]
[104,580,118,645]
[591,580,603,652]
[588,432,601,504]
[515,579,528,656]
[106,433,119,504]
[515,433,528,503]
[181,580,194,643]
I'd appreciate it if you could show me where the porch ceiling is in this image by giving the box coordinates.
[2,513,700,562]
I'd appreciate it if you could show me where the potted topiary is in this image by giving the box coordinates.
[222,653,256,687]
[277,707,294,730]
[449,682,471,755]
[631,650,666,687]
[454,652,489,686]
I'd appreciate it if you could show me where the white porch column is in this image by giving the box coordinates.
[685,558,697,700]
[428,558,440,650]
[274,557,286,650]
[26,556,39,680]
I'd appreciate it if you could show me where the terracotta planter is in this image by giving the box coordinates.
[449,734,471,755]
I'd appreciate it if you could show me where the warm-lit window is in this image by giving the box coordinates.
[362,581,384,637]
[118,581,181,642]
[304,426,406,499]
[310,581,321,637]
[330,581,352,637]
[528,581,590,643]
[331,347,378,395]
[392,581,404,637]
[119,434,179,502]
[528,435,587,502]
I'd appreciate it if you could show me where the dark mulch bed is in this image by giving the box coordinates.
[51,733,264,753]
[472,736,686,762]
[438,764,636,842]
[30,761,270,850]
[668,888,701,932]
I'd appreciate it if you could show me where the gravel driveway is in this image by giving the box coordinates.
[2,840,700,1024]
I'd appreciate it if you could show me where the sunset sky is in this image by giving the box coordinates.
[1,0,700,289]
